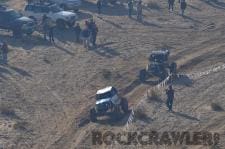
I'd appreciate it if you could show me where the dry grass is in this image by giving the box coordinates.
[134,107,148,121]
[102,69,112,80]
[147,89,161,102]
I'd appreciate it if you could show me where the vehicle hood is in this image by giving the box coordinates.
[57,11,76,17]
[96,98,111,105]
[16,16,33,22]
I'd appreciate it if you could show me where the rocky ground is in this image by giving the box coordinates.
[0,0,225,149]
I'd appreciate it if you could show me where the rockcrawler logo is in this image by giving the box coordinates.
[92,131,220,146]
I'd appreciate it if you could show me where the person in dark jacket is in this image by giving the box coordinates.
[137,1,143,22]
[168,0,175,11]
[97,0,102,14]
[49,27,55,43]
[42,14,48,40]
[1,42,8,65]
[74,23,81,42]
[180,0,187,16]
[128,0,133,18]
[91,22,98,47]
[81,22,91,48]
[166,85,174,111]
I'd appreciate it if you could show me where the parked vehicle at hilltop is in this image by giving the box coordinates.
[0,5,35,37]
[23,3,78,28]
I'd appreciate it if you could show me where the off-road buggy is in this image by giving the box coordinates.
[90,86,129,122]
[139,49,177,82]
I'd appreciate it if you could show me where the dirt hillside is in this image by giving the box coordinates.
[0,0,225,148]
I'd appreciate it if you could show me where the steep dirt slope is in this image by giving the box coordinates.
[0,0,225,148]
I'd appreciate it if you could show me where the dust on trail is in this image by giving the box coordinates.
[1,0,225,148]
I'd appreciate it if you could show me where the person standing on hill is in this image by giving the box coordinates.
[128,0,133,18]
[168,0,175,11]
[137,1,143,22]
[48,26,55,43]
[81,21,91,49]
[1,42,8,65]
[180,0,187,16]
[166,85,174,112]
[42,14,49,41]
[74,23,81,42]
[97,0,102,14]
[91,22,98,47]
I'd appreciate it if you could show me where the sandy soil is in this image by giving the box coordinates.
[0,0,225,148]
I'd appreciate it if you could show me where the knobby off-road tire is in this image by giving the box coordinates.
[139,69,147,82]
[121,98,129,114]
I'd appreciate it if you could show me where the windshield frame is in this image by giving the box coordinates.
[96,91,112,100]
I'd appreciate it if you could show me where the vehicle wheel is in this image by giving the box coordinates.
[67,21,75,28]
[139,69,147,82]
[56,19,66,29]
[13,29,22,38]
[90,108,97,122]
[160,70,168,80]
[29,16,37,24]
[121,98,129,113]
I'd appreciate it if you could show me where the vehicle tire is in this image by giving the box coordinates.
[67,21,75,28]
[160,69,168,80]
[29,16,37,25]
[139,69,147,82]
[13,29,22,38]
[56,19,66,29]
[90,108,97,122]
[121,98,129,113]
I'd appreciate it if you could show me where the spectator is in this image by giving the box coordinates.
[166,85,174,112]
[137,1,143,22]
[97,0,102,14]
[42,14,49,41]
[74,23,81,42]
[81,22,91,49]
[91,22,98,47]
[48,26,55,43]
[180,0,187,16]
[1,42,8,65]
[128,0,133,18]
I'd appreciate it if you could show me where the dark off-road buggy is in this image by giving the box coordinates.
[139,50,177,82]
[90,86,129,122]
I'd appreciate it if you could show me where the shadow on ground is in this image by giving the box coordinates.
[173,111,199,121]
[200,0,225,10]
